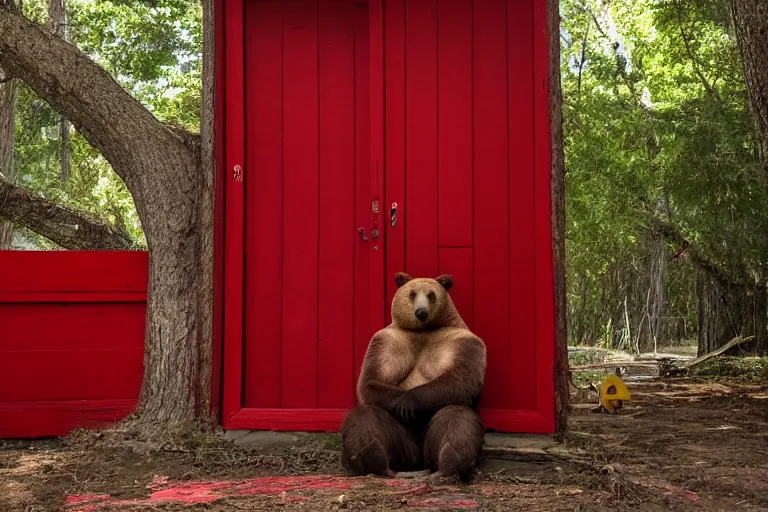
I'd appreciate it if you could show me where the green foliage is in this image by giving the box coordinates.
[561,0,765,349]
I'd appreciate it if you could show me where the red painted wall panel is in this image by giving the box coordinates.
[0,251,147,438]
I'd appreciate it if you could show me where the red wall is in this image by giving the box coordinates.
[0,251,147,438]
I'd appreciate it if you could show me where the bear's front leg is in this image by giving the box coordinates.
[340,404,422,477]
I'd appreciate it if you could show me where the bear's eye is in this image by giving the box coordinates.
[409,290,416,300]
[427,291,436,301]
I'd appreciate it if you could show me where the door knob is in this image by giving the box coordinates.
[358,227,369,241]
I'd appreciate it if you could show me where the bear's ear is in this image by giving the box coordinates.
[394,272,413,288]
[435,274,453,291]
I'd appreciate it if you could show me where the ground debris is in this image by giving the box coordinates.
[2,377,768,511]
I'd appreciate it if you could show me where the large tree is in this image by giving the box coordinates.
[0,0,216,427]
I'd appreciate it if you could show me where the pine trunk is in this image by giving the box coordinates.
[0,75,15,249]
[48,0,71,182]
[731,0,768,178]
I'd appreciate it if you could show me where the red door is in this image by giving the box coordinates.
[223,0,554,434]
[223,0,384,430]
[383,0,554,433]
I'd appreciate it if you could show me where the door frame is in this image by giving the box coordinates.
[221,0,385,431]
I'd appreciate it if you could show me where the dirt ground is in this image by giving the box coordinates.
[1,361,767,511]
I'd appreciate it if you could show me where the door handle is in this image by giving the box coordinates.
[358,227,379,242]
[390,202,398,228]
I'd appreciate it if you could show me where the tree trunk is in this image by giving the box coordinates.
[0,73,15,249]
[731,0,768,179]
[697,274,767,357]
[0,178,133,249]
[48,0,71,182]
[0,3,215,428]
[0,0,18,250]
[549,0,570,434]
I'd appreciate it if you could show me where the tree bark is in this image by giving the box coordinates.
[48,0,71,182]
[0,178,133,250]
[0,4,215,427]
[550,0,570,434]
[731,0,768,179]
[0,72,15,249]
[697,274,767,357]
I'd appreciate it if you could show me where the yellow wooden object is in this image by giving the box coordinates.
[599,374,631,414]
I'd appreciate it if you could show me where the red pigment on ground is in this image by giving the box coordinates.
[63,475,359,511]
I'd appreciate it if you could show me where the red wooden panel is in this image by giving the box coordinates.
[367,0,387,338]
[507,0,537,411]
[210,0,228,420]
[318,0,356,409]
[472,0,511,410]
[281,0,319,408]
[383,0,405,325]
[0,251,148,295]
[353,4,373,387]
[404,0,438,278]
[243,0,283,409]
[0,303,145,351]
[438,248,474,330]
[226,407,551,434]
[478,409,551,433]
[228,408,348,432]
[437,0,473,248]
[0,399,137,439]
[533,0,556,431]
[222,0,246,421]
[0,349,143,402]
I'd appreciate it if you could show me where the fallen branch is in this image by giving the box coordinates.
[683,336,754,370]
[0,178,134,250]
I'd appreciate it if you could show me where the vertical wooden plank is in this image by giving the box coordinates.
[533,0,557,432]
[508,0,536,410]
[222,0,245,421]
[282,0,319,408]
[353,2,372,387]
[242,0,283,409]
[383,0,405,325]
[318,0,355,409]
[437,0,473,248]
[473,0,510,409]
[368,0,386,337]
[404,0,438,278]
[438,248,474,330]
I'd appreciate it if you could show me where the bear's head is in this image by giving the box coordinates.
[390,272,459,329]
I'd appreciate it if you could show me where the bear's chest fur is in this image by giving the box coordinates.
[378,326,466,390]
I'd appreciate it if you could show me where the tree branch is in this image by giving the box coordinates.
[0,5,193,190]
[650,219,748,287]
[674,0,722,104]
[0,178,134,250]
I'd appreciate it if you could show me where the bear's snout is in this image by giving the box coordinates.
[415,307,429,322]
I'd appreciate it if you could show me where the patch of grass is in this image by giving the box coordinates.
[569,348,610,366]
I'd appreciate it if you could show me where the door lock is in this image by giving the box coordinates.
[390,202,398,228]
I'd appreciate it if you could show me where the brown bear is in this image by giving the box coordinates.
[340,272,487,483]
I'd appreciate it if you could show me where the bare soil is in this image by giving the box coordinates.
[2,373,767,511]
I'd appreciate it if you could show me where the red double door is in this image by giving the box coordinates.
[223,0,554,433]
